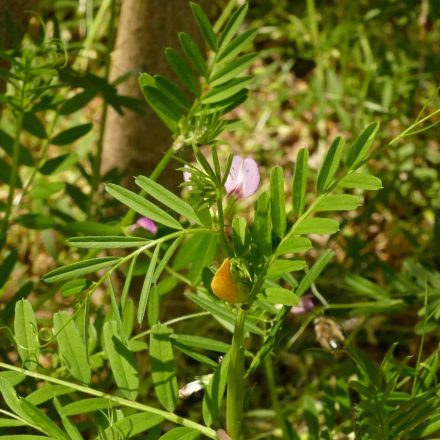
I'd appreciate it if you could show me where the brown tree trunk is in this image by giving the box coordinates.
[102,0,208,188]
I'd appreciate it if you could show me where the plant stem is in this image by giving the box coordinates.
[0,362,217,439]
[88,0,117,218]
[226,306,247,439]
[1,112,24,244]
[264,355,291,439]
[216,189,233,257]
[15,112,60,212]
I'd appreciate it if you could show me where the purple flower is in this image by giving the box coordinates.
[130,217,157,235]
[290,294,315,315]
[225,156,260,198]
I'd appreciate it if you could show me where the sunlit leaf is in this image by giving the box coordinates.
[135,176,202,225]
[296,250,334,297]
[313,194,361,212]
[261,287,298,306]
[54,311,91,384]
[270,166,286,238]
[292,148,309,215]
[103,320,139,400]
[14,300,39,370]
[346,122,379,169]
[150,324,178,411]
[338,173,383,190]
[179,32,207,76]
[138,244,161,324]
[68,236,150,249]
[106,183,182,230]
[294,218,339,235]
[190,2,218,51]
[317,136,345,193]
[166,47,199,95]
[43,257,120,283]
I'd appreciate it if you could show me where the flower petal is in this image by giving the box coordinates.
[239,158,260,197]
[224,156,260,198]
[224,156,244,196]
[131,217,158,235]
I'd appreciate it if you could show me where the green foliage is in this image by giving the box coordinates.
[0,1,439,439]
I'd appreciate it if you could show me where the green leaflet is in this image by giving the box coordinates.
[135,175,202,225]
[100,412,163,439]
[216,28,257,64]
[294,218,339,235]
[53,398,83,440]
[317,136,345,193]
[50,123,92,146]
[252,192,272,257]
[292,148,309,215]
[338,173,383,190]
[276,237,312,255]
[43,257,120,283]
[20,399,69,440]
[346,122,379,169]
[179,32,207,76]
[103,320,139,400]
[54,311,91,384]
[150,324,178,412]
[270,166,286,238]
[267,259,306,278]
[139,73,179,131]
[209,53,257,87]
[187,292,264,336]
[137,244,161,325]
[218,3,248,49]
[261,287,299,306]
[203,76,252,104]
[62,397,118,416]
[296,250,334,297]
[106,183,182,230]
[170,334,230,353]
[68,236,150,249]
[313,194,361,212]
[14,300,39,370]
[190,2,218,51]
[158,427,200,440]
[165,47,199,95]
[203,351,230,426]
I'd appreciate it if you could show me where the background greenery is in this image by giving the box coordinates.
[0,0,439,439]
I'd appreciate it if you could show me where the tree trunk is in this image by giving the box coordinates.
[102,0,208,188]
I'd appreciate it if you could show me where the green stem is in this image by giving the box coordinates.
[264,355,291,439]
[216,189,233,257]
[1,112,24,243]
[74,0,114,71]
[226,306,246,439]
[15,112,60,211]
[0,362,217,439]
[88,0,117,218]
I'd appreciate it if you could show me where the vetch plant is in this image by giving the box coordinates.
[2,3,440,440]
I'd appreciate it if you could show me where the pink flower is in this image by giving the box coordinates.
[224,156,260,198]
[290,294,315,315]
[130,217,157,235]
